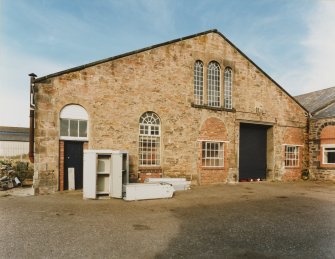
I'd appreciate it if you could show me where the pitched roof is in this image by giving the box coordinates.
[295,86,335,119]
[33,29,307,112]
[0,126,30,142]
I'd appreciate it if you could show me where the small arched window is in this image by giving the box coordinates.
[60,104,88,140]
[139,112,161,166]
[207,61,221,107]
[224,67,233,109]
[194,60,204,105]
[320,126,335,165]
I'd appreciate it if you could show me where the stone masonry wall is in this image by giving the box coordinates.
[309,118,335,181]
[33,32,308,194]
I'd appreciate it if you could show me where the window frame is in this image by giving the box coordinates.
[322,144,335,165]
[284,145,299,168]
[201,141,224,168]
[224,67,233,109]
[59,105,88,141]
[194,60,204,105]
[139,112,161,167]
[207,61,221,108]
[60,118,88,141]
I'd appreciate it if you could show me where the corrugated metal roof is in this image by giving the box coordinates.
[0,127,29,142]
[294,87,335,116]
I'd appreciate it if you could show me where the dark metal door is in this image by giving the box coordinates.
[239,123,268,180]
[64,141,83,190]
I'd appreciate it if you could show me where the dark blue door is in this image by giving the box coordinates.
[64,141,83,190]
[239,123,269,181]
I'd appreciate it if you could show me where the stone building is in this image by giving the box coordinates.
[295,87,335,181]
[29,29,309,194]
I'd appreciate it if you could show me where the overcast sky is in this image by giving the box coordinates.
[1,0,335,127]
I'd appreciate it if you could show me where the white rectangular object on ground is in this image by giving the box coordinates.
[145,178,187,182]
[68,168,75,190]
[123,183,174,201]
[144,178,191,191]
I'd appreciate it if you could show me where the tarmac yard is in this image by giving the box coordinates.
[0,181,334,258]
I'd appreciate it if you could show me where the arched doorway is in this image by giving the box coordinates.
[59,104,88,190]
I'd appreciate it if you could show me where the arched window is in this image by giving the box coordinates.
[320,125,335,165]
[194,60,204,105]
[139,112,161,166]
[224,67,233,109]
[207,61,220,107]
[60,104,88,140]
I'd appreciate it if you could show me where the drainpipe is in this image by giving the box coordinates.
[29,73,37,163]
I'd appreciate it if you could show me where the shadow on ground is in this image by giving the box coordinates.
[155,194,335,258]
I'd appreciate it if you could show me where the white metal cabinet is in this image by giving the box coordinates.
[83,150,128,199]
[110,153,122,198]
[83,151,97,199]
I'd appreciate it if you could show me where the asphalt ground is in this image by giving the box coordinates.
[0,181,334,259]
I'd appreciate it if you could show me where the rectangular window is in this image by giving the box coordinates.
[60,119,69,136]
[60,119,87,139]
[79,120,87,137]
[139,135,160,166]
[323,146,335,164]
[202,141,224,167]
[70,120,78,137]
[285,145,299,167]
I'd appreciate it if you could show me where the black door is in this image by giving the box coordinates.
[64,141,83,190]
[239,123,269,181]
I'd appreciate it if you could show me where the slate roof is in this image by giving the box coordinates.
[0,126,30,142]
[33,29,307,113]
[295,86,335,119]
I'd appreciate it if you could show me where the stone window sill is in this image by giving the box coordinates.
[317,166,335,170]
[201,167,225,170]
[191,103,235,112]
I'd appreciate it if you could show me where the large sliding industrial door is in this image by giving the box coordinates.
[239,123,269,181]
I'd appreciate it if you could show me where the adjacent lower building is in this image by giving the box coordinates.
[29,29,309,194]
[295,87,335,181]
[0,126,29,159]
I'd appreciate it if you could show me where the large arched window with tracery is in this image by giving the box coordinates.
[224,67,233,109]
[139,112,161,166]
[207,61,221,107]
[60,104,88,140]
[194,60,204,105]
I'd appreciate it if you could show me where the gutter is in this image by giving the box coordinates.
[29,73,37,163]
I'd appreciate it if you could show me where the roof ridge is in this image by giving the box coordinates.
[295,85,335,97]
